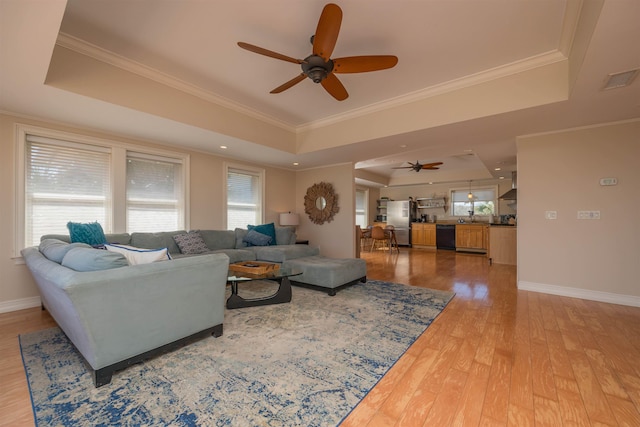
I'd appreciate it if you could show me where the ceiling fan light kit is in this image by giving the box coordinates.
[237,3,398,101]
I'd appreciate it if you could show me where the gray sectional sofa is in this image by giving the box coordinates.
[22,226,365,387]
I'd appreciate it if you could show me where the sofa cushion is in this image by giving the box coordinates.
[247,223,276,246]
[275,226,296,245]
[61,247,128,272]
[243,229,273,246]
[210,248,257,264]
[248,244,320,263]
[105,244,172,265]
[40,233,132,245]
[130,231,185,255]
[67,221,107,246]
[234,228,249,248]
[173,231,209,254]
[199,230,236,250]
[39,239,92,264]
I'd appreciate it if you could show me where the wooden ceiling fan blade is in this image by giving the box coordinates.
[421,162,444,169]
[270,73,307,94]
[313,3,342,61]
[333,56,399,73]
[237,42,304,65]
[321,73,348,101]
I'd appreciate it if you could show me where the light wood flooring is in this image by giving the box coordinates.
[1,249,639,426]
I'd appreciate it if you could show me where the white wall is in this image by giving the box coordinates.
[0,112,297,312]
[517,119,640,306]
[296,164,356,258]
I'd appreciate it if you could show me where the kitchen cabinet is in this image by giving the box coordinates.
[488,226,517,265]
[411,223,436,248]
[455,224,488,253]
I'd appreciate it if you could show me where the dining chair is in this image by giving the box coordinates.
[369,226,390,252]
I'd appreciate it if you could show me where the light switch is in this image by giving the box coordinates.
[545,211,557,220]
[577,210,600,219]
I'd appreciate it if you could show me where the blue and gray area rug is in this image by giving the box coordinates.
[20,280,454,426]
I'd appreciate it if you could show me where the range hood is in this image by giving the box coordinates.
[499,171,517,200]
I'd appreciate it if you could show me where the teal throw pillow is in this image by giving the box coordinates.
[67,221,107,246]
[247,223,276,246]
[243,229,273,246]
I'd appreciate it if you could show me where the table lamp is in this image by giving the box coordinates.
[279,212,299,228]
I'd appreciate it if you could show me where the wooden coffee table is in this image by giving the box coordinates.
[226,264,302,309]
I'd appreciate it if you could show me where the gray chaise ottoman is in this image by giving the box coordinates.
[282,255,367,296]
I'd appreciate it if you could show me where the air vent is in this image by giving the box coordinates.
[603,69,639,90]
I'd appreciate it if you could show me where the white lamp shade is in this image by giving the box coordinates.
[279,212,299,226]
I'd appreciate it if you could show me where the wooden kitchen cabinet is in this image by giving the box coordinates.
[455,224,488,253]
[411,223,436,248]
[488,226,517,265]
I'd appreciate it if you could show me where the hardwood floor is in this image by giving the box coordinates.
[1,249,639,426]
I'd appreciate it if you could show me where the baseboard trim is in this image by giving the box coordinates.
[518,281,640,307]
[0,296,42,314]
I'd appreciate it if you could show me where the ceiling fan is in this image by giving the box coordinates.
[237,3,398,101]
[392,161,444,173]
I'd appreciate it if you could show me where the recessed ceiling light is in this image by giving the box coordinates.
[220,145,227,149]
[499,176,505,179]
[293,162,299,166]
[494,167,501,171]
[399,144,407,148]
[603,69,639,90]
[464,149,473,153]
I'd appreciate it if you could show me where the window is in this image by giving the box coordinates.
[451,186,496,217]
[225,164,264,230]
[355,188,368,228]
[126,153,184,232]
[16,125,189,252]
[24,135,111,247]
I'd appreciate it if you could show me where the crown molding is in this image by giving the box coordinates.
[57,33,567,137]
[296,50,567,133]
[56,33,296,133]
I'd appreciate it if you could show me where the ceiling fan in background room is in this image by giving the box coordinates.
[392,161,444,172]
[237,3,398,101]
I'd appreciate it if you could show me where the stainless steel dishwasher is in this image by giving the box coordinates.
[436,224,456,250]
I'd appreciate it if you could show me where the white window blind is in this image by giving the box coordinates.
[126,153,184,232]
[355,189,367,227]
[227,168,262,230]
[25,135,111,246]
[451,187,496,217]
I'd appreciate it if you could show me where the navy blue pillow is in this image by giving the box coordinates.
[247,223,277,246]
[67,221,107,246]
[243,229,273,246]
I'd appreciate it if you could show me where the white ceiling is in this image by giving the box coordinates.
[1,0,639,187]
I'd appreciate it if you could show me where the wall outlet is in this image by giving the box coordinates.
[577,210,600,219]
[545,211,557,220]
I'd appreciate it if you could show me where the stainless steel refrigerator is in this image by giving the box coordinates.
[386,200,414,246]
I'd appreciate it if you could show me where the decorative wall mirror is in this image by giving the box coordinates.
[304,182,339,225]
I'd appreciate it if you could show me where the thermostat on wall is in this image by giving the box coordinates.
[599,177,617,186]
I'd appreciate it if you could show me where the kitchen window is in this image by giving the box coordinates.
[450,186,496,217]
[15,125,189,253]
